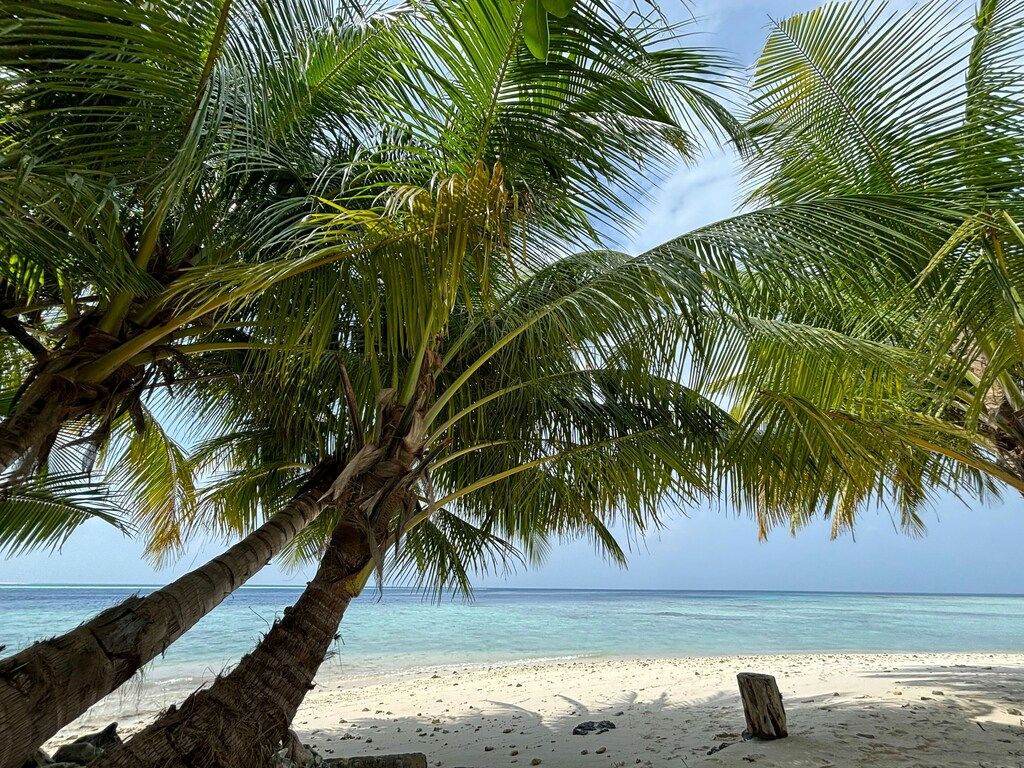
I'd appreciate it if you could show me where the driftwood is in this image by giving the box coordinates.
[326,755,428,768]
[737,672,788,739]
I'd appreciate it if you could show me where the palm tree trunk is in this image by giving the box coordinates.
[95,361,435,768]
[0,465,336,768]
[0,392,71,473]
[93,518,372,768]
[0,330,145,474]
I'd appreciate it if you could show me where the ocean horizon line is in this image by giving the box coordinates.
[3,583,1024,598]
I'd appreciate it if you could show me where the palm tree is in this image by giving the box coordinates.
[1,0,744,764]
[90,0,757,763]
[0,0,417,477]
[643,0,1024,537]
[97,4,1024,762]
[96,233,749,768]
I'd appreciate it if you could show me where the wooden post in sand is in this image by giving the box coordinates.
[737,672,788,739]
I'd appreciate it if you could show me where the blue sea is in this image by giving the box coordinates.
[2,586,1022,682]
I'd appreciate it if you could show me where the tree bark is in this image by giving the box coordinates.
[0,331,142,475]
[0,470,335,768]
[94,519,372,768]
[0,382,74,473]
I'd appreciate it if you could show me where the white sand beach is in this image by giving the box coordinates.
[50,652,1024,766]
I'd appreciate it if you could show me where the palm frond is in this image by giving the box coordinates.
[0,472,130,556]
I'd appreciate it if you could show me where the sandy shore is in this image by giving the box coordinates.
[52,652,1024,766]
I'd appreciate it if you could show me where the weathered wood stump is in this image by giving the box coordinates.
[326,754,428,768]
[737,672,788,739]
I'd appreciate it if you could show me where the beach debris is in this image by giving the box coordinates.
[49,743,101,765]
[325,755,428,767]
[272,741,427,768]
[73,723,121,752]
[530,759,542,765]
[706,743,730,755]
[572,720,616,735]
[274,746,322,765]
[595,746,607,754]
[1008,707,1022,716]
[278,730,324,766]
[44,722,123,766]
[737,672,788,740]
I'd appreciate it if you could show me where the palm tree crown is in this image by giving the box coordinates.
[648,0,1024,537]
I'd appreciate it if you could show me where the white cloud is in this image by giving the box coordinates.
[628,150,742,253]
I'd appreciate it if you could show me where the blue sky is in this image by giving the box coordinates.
[4,0,1022,594]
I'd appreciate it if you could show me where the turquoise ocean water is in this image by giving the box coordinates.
[2,586,1022,682]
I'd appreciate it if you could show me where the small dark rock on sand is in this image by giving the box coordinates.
[72,723,121,751]
[50,744,101,765]
[572,720,616,736]
[41,722,123,767]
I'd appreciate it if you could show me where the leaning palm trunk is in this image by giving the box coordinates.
[94,516,373,768]
[97,371,433,768]
[0,464,338,768]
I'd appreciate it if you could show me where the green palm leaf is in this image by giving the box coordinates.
[0,472,130,556]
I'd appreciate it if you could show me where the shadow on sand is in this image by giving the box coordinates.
[300,662,1024,768]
